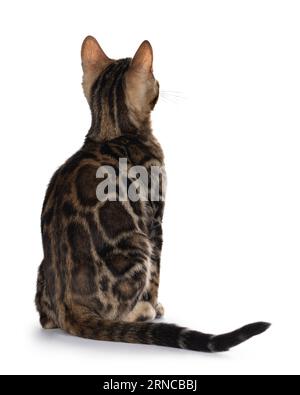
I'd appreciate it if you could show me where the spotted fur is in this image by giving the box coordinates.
[35,37,270,352]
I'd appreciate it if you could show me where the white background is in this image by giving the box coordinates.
[0,0,299,375]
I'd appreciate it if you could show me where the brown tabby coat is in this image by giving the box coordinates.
[35,37,270,352]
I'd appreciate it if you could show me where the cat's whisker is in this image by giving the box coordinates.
[160,94,186,104]
[159,96,180,104]
[160,90,185,95]
[160,90,183,94]
[160,90,187,101]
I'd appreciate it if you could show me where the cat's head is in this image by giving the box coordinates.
[81,36,159,141]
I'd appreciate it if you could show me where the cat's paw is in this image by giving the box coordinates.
[155,302,165,319]
[125,301,156,322]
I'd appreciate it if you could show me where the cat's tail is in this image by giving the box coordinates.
[62,311,270,352]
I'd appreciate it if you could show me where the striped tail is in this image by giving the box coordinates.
[63,314,270,352]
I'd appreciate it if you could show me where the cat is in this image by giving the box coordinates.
[35,36,270,352]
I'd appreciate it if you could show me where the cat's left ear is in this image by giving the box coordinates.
[81,36,111,72]
[81,36,112,100]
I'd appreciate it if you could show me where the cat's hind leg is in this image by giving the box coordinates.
[39,311,58,329]
[35,260,58,329]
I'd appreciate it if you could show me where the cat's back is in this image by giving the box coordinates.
[42,136,163,238]
[41,134,163,229]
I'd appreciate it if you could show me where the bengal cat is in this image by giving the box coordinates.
[35,36,270,352]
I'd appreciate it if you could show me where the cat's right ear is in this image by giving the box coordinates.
[81,36,112,101]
